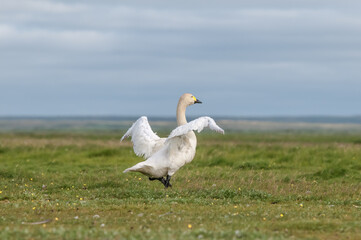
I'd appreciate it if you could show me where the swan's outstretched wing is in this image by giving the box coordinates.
[167,117,224,139]
[121,116,165,159]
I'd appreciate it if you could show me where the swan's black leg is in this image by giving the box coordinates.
[149,177,166,186]
[149,177,160,181]
[161,177,167,186]
[149,176,171,188]
[164,175,172,188]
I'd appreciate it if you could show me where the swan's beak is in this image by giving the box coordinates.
[195,99,202,104]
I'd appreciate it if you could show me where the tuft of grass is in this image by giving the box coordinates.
[0,147,8,154]
[0,169,14,179]
[204,157,233,167]
[87,149,120,158]
[239,161,273,170]
[304,166,348,180]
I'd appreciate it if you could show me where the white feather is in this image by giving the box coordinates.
[167,117,224,140]
[120,116,166,159]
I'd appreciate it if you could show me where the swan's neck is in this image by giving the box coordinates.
[176,101,187,126]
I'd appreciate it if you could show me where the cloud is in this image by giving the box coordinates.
[0,0,361,116]
[0,0,86,13]
[0,25,115,51]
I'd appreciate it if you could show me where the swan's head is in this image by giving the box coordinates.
[180,93,202,106]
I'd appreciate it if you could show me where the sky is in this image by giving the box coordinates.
[1,0,361,117]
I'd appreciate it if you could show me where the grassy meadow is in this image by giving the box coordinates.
[0,119,361,239]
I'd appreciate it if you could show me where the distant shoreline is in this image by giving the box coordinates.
[0,115,361,124]
[1,116,361,133]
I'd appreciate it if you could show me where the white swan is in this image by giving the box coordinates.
[121,93,224,188]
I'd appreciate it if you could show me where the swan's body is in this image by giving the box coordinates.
[121,93,224,187]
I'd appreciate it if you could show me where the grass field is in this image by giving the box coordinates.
[0,127,361,239]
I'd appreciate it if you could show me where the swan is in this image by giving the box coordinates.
[121,93,224,188]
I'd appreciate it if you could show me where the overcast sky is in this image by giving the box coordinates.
[1,0,361,117]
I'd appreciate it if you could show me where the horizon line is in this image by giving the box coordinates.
[0,114,361,118]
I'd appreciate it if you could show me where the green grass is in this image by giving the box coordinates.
[0,131,360,239]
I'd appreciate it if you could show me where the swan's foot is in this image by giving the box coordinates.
[149,177,161,181]
[149,176,172,188]
[149,177,164,182]
[149,177,167,186]
[164,175,172,188]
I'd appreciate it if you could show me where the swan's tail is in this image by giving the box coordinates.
[123,166,137,173]
[123,162,145,173]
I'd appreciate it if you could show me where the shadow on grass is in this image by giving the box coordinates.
[239,161,275,170]
[88,149,120,158]
[0,169,14,179]
[302,165,348,180]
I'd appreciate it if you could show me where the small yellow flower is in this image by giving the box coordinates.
[56,203,59,206]
[188,224,192,229]
[166,195,169,198]
[51,182,54,185]
[238,187,241,191]
[4,186,7,189]
[300,203,304,207]
[55,217,59,221]
[80,198,83,201]
[30,178,33,181]
[234,206,238,209]
[42,224,46,228]
[280,214,284,218]
[32,207,36,210]
[125,179,128,181]
[263,217,266,221]
[0,191,2,194]
[83,184,86,186]
[72,186,74,188]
